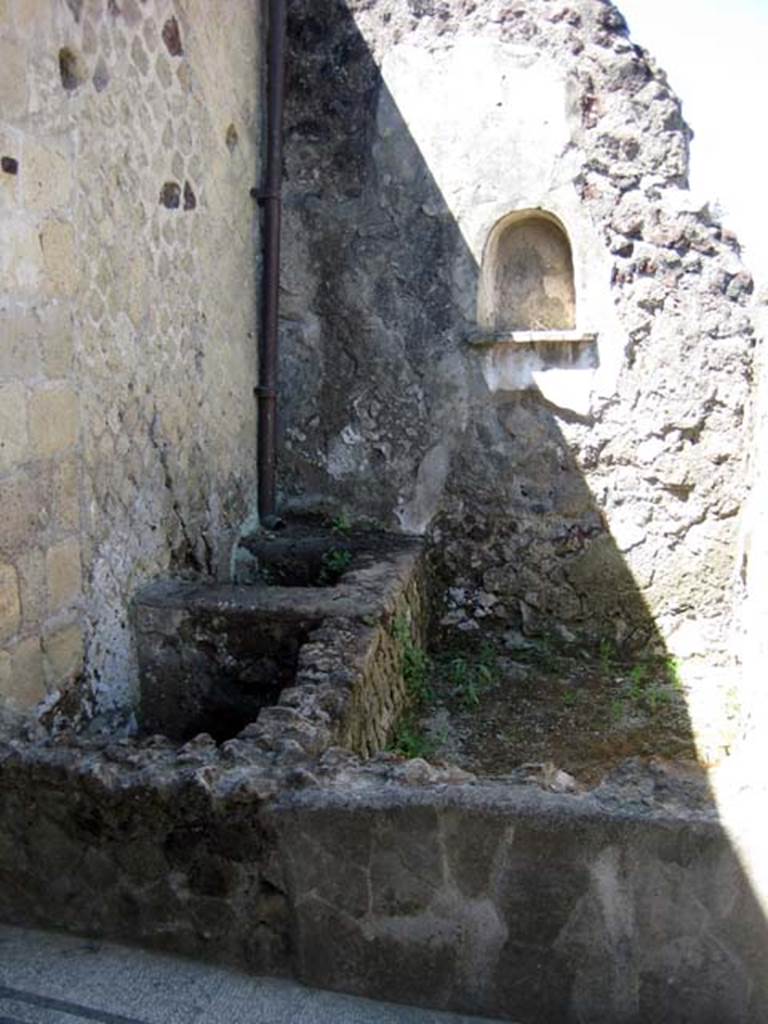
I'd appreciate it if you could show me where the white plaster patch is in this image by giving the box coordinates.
[532,368,595,417]
[327,425,367,480]
[395,442,451,535]
[380,38,570,261]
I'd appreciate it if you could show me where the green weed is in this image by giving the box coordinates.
[387,617,434,758]
[621,657,676,715]
[626,663,649,704]
[393,614,432,703]
[319,546,353,584]
[665,656,684,690]
[330,512,352,536]
[389,717,435,759]
[599,638,616,677]
[446,643,499,710]
[561,687,579,707]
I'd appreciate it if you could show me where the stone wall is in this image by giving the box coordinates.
[274,779,768,1024]
[2,723,766,1024]
[0,0,262,722]
[133,533,427,756]
[277,0,754,667]
[0,733,292,971]
[735,294,768,754]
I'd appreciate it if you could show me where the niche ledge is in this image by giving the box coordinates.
[466,328,598,348]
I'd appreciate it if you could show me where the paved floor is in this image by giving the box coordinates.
[0,925,503,1024]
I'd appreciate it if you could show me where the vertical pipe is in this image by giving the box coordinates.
[257,0,287,522]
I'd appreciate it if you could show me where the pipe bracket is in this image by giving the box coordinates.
[250,187,282,205]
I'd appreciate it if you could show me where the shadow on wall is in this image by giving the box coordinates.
[280,0,660,652]
[272,3,768,1020]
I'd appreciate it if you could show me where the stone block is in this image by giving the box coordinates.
[29,385,79,458]
[9,635,46,706]
[39,305,75,377]
[0,310,41,379]
[16,547,45,630]
[46,539,82,613]
[40,220,77,296]
[43,620,84,685]
[0,215,43,293]
[0,470,47,558]
[21,138,72,211]
[0,563,21,643]
[0,39,27,118]
[0,382,28,473]
[53,458,80,532]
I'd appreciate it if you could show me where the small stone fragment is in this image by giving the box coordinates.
[92,58,110,92]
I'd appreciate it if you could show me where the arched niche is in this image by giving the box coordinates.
[468,209,599,404]
[478,210,576,334]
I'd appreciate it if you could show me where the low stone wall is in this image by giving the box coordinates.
[0,732,290,971]
[0,731,765,1023]
[273,778,768,1024]
[1,533,765,1021]
[133,535,427,756]
[0,533,431,973]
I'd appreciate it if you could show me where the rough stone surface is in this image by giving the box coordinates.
[277,0,753,668]
[0,712,765,1023]
[0,1,263,721]
[135,533,426,755]
[0,732,292,974]
[273,782,768,1024]
[0,6,766,1019]
[734,293,768,756]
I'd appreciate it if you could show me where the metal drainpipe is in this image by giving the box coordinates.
[254,0,287,523]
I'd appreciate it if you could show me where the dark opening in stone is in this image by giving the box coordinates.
[172,617,310,743]
[1,157,18,175]
[59,47,87,91]
[162,16,183,57]
[225,123,239,151]
[159,181,181,209]
[136,589,319,743]
[183,181,196,210]
[241,536,355,587]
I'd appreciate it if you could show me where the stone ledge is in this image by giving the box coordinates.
[465,329,599,347]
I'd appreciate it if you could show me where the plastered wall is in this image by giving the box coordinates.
[0,0,262,724]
